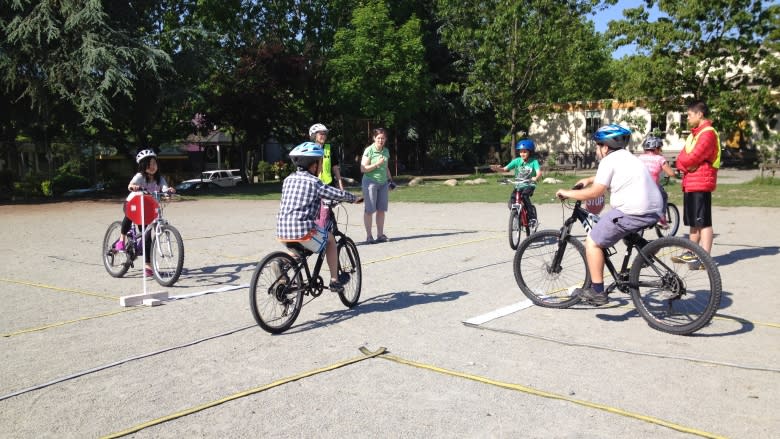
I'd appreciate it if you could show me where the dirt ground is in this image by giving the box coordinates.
[1,172,778,438]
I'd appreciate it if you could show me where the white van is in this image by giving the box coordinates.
[182,169,242,187]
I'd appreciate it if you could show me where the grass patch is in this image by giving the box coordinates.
[181,173,780,208]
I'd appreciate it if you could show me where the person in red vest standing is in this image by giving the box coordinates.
[672,100,721,267]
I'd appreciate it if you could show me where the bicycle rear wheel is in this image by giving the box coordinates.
[336,237,361,307]
[513,230,588,308]
[629,237,721,335]
[102,221,130,278]
[655,202,680,238]
[249,252,304,334]
[151,224,184,286]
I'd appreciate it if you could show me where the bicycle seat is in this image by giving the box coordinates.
[284,242,314,257]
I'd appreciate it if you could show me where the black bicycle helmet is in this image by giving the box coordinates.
[643,135,664,150]
[593,124,632,150]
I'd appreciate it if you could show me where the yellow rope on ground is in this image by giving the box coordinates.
[363,235,500,265]
[100,347,387,439]
[0,277,117,300]
[1,308,139,338]
[359,347,727,439]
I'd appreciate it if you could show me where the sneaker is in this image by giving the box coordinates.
[337,272,351,284]
[658,218,670,229]
[329,280,345,293]
[144,267,154,277]
[115,240,125,252]
[573,287,608,306]
[670,251,698,263]
[528,219,538,232]
[688,260,707,271]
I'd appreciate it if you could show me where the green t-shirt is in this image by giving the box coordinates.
[505,156,540,189]
[362,144,390,183]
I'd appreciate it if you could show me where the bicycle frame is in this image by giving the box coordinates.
[284,201,349,298]
[511,189,528,226]
[126,192,170,259]
[554,199,652,294]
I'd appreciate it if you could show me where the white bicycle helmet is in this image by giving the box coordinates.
[136,149,157,163]
[308,123,328,138]
[289,142,324,168]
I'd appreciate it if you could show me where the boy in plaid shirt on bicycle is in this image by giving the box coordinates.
[277,142,360,292]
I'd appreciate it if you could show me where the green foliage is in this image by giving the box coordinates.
[40,180,52,197]
[12,174,44,198]
[51,173,89,195]
[435,0,611,149]
[256,160,274,182]
[608,0,779,139]
[2,0,172,125]
[329,0,429,126]
[271,161,293,180]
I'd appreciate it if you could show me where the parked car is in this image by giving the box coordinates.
[175,181,221,194]
[63,182,107,198]
[181,169,242,187]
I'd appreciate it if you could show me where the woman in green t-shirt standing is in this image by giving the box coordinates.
[360,127,395,244]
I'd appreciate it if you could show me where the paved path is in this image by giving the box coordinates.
[0,195,778,438]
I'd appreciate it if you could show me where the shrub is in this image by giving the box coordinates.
[256,160,273,182]
[52,173,90,195]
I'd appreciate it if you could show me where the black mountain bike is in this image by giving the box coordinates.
[249,200,362,334]
[513,187,721,335]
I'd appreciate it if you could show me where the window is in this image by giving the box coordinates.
[585,111,601,135]
[650,112,668,137]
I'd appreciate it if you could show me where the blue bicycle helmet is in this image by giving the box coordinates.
[593,124,632,150]
[289,141,324,168]
[515,139,535,152]
[643,135,664,150]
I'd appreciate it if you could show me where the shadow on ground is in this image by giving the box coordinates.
[283,290,468,334]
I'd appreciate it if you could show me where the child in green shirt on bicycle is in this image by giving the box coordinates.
[492,139,542,229]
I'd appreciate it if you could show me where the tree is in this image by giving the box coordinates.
[435,0,610,157]
[608,0,780,141]
[1,0,172,126]
[328,0,429,135]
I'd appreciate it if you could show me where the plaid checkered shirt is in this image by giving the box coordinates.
[276,170,357,240]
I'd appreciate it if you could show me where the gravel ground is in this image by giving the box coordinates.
[0,170,777,438]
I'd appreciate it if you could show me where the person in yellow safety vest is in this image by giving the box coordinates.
[673,100,721,267]
[309,123,344,191]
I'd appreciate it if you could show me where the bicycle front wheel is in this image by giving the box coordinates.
[629,237,721,335]
[151,224,184,286]
[336,237,362,307]
[655,202,680,238]
[249,252,304,334]
[513,230,588,308]
[102,221,130,278]
[508,209,525,250]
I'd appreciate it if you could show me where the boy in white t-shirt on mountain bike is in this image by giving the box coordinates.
[555,124,663,305]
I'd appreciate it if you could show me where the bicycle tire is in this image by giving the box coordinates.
[336,237,362,307]
[508,209,521,250]
[655,202,681,238]
[151,224,184,287]
[102,221,130,278]
[513,230,588,308]
[249,252,304,334]
[629,237,721,335]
